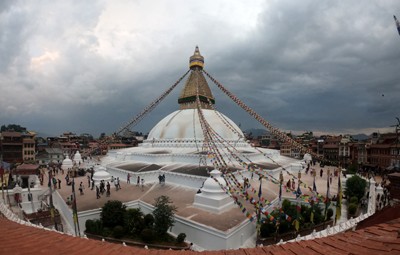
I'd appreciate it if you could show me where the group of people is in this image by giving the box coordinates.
[158,174,166,185]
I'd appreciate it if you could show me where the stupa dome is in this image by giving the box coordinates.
[61,155,73,171]
[202,169,227,193]
[73,151,83,164]
[147,109,245,142]
[92,169,111,185]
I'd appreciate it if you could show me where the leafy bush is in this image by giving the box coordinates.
[350,196,358,204]
[101,200,127,228]
[348,203,358,216]
[144,214,155,228]
[85,219,103,235]
[112,225,125,239]
[124,208,144,235]
[260,222,276,238]
[153,196,177,236]
[85,219,94,233]
[102,227,112,237]
[141,228,155,243]
[176,233,186,243]
[345,176,367,201]
[327,208,334,220]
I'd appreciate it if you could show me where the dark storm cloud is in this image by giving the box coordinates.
[0,1,399,137]
[205,1,400,134]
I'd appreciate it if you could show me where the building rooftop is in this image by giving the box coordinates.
[1,209,399,254]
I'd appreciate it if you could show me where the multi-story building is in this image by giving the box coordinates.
[369,133,398,171]
[0,131,37,164]
[36,148,64,166]
[22,132,36,163]
[0,131,23,164]
[338,135,352,168]
[322,136,341,163]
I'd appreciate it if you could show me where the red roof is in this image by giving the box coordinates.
[0,213,400,254]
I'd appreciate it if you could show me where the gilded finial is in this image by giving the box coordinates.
[189,46,204,69]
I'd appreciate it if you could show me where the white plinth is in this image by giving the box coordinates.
[193,169,235,214]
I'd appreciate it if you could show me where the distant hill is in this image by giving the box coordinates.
[351,134,369,141]
[243,128,269,138]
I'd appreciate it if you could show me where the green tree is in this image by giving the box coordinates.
[344,175,367,201]
[124,208,144,235]
[152,195,177,236]
[101,200,126,228]
[1,124,27,132]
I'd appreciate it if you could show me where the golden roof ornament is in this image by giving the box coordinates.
[189,46,204,69]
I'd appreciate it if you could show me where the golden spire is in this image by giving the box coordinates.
[178,46,215,109]
[189,46,204,69]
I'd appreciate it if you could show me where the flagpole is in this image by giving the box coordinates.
[335,169,342,225]
[257,176,262,235]
[48,169,58,231]
[324,169,331,221]
[71,178,81,236]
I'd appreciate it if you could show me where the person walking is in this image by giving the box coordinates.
[79,182,84,195]
[127,173,131,184]
[137,176,140,186]
[57,179,61,189]
[106,182,111,197]
[96,186,100,199]
[141,178,145,191]
[115,178,119,191]
[87,175,91,188]
[117,177,121,190]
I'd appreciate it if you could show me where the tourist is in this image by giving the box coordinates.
[106,182,111,197]
[115,178,119,191]
[320,169,323,178]
[162,174,166,184]
[286,179,291,190]
[117,177,121,189]
[91,179,94,190]
[96,186,100,199]
[79,182,84,195]
[141,178,145,191]
[87,175,91,188]
[127,173,131,184]
[57,179,61,189]
[137,176,140,186]
[158,174,162,184]
[52,177,57,189]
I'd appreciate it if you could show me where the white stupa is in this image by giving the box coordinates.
[73,151,83,165]
[92,166,111,185]
[61,155,73,171]
[102,47,281,168]
[193,169,235,213]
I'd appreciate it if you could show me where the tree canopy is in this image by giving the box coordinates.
[1,124,27,132]
[100,200,126,228]
[152,195,177,236]
[344,175,367,201]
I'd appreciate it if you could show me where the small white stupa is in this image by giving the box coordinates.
[73,151,83,165]
[193,169,235,214]
[61,155,74,171]
[92,166,111,185]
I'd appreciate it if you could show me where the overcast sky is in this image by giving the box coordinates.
[1,0,399,137]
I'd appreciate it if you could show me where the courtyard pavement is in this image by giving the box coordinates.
[40,162,349,232]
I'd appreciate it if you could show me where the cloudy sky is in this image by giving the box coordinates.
[1,0,399,137]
